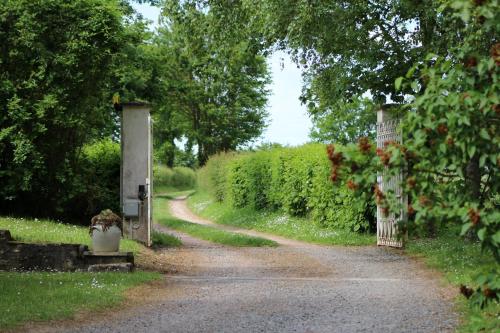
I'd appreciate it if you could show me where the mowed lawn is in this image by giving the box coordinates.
[0,217,160,330]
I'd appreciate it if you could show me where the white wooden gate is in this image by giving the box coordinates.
[376,108,406,248]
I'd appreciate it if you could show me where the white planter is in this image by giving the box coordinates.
[91,224,121,252]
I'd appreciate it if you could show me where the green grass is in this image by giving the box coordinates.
[0,216,161,330]
[154,185,194,199]
[154,195,277,247]
[0,271,159,330]
[406,230,500,332]
[0,216,140,252]
[187,190,375,246]
[152,230,182,247]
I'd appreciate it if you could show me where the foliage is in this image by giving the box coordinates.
[67,139,121,221]
[151,230,182,247]
[328,0,499,308]
[0,0,123,217]
[89,209,123,235]
[202,0,463,143]
[153,165,197,193]
[154,196,277,247]
[406,227,500,332]
[157,0,271,165]
[199,145,375,232]
[309,96,377,144]
[188,189,376,246]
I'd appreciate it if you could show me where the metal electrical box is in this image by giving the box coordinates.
[123,199,140,217]
[120,102,153,246]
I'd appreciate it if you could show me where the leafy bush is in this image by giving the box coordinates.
[0,0,123,218]
[326,0,499,307]
[197,152,235,202]
[67,139,121,221]
[199,144,375,232]
[154,165,196,191]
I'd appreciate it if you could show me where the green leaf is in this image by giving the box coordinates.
[479,154,487,167]
[395,77,403,91]
[467,145,476,158]
[460,222,472,236]
[479,128,490,140]
[492,231,500,245]
[410,80,419,92]
[477,228,486,241]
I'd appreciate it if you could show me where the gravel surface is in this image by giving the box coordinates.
[32,198,458,333]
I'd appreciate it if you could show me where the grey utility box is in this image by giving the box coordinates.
[123,199,140,217]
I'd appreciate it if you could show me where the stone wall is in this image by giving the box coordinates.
[0,230,88,271]
[0,229,133,272]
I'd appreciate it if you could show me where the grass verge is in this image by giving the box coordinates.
[0,216,140,252]
[0,271,159,330]
[154,195,277,247]
[152,230,182,247]
[0,216,161,330]
[406,230,499,332]
[187,190,375,246]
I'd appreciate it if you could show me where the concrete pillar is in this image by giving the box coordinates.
[120,102,153,246]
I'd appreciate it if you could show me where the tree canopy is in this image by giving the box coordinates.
[156,0,271,165]
[0,0,123,216]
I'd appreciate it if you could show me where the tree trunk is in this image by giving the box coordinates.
[166,137,175,168]
[464,154,481,241]
[465,154,481,203]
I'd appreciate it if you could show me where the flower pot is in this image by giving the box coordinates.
[91,224,121,252]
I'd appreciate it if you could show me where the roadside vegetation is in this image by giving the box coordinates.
[196,145,375,233]
[0,216,160,330]
[153,165,197,195]
[0,270,159,330]
[407,229,500,332]
[188,190,374,246]
[155,196,277,247]
[152,230,182,248]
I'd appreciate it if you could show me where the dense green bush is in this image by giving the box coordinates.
[67,139,121,221]
[0,0,123,218]
[197,152,234,202]
[199,144,375,232]
[154,165,196,191]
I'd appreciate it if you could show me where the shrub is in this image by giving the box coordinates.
[154,165,196,191]
[66,139,121,222]
[197,152,235,202]
[200,144,375,232]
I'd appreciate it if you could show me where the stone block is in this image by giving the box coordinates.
[0,230,12,242]
[87,263,133,273]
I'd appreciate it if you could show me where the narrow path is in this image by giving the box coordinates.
[41,197,457,333]
[168,196,313,247]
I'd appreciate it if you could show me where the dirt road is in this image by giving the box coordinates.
[43,197,458,333]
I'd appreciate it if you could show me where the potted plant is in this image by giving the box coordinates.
[89,209,123,252]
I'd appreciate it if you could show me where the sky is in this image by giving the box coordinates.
[133,3,312,147]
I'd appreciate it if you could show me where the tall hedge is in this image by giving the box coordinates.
[65,139,121,222]
[199,144,376,232]
[0,0,123,218]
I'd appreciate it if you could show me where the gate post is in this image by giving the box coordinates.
[376,105,406,248]
[120,101,153,246]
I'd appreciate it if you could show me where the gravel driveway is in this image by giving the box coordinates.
[33,197,458,333]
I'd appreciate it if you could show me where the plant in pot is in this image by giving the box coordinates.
[89,209,123,252]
